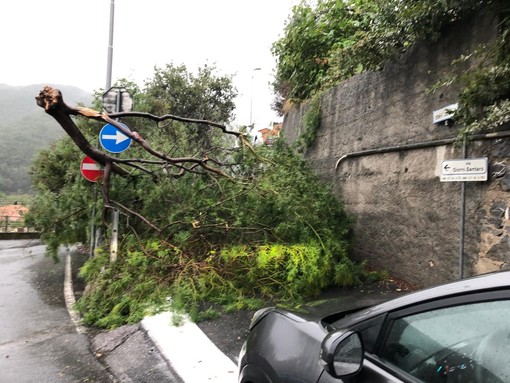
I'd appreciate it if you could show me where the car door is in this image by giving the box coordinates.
[367,290,510,383]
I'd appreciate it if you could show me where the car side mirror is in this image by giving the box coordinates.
[320,330,363,379]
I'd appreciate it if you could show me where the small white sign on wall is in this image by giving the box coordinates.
[433,103,458,125]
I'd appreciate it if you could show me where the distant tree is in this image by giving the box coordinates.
[27,137,90,255]
[140,64,237,122]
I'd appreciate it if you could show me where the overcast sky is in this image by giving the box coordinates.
[1,0,298,128]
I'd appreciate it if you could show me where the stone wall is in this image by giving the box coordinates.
[283,12,508,287]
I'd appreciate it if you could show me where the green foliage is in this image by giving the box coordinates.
[75,244,175,328]
[272,0,493,104]
[271,1,362,102]
[26,137,95,257]
[219,242,358,300]
[73,140,359,328]
[70,2,509,329]
[0,193,32,206]
[140,63,237,123]
[453,9,510,135]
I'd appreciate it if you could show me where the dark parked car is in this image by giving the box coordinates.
[238,271,510,383]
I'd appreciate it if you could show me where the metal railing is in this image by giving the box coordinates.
[1,215,32,233]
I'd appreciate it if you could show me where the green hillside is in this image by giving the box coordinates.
[0,84,92,194]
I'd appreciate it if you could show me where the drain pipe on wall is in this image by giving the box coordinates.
[334,129,510,170]
[334,128,510,279]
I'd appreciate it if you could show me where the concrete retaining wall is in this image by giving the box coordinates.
[283,11,508,287]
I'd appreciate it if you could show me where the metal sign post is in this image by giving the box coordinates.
[100,88,133,262]
[110,209,119,263]
[459,138,467,280]
[440,144,487,278]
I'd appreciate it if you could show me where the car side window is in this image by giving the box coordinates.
[379,299,510,383]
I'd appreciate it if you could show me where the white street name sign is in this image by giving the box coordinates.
[440,158,488,182]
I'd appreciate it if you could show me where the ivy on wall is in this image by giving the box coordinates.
[273,0,509,137]
[295,94,323,153]
[455,9,510,135]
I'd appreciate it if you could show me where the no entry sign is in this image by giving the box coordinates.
[80,156,104,182]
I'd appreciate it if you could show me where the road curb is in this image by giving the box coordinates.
[142,312,238,383]
[63,248,87,334]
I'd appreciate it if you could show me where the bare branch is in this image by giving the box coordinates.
[108,111,243,138]
[36,86,242,180]
[101,161,112,226]
[35,86,260,236]
[79,101,235,179]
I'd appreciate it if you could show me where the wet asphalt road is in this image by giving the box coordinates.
[0,240,114,383]
[0,239,183,383]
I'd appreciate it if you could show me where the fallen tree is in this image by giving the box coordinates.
[30,73,364,327]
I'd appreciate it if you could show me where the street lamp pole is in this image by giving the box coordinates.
[249,67,261,127]
[90,0,115,258]
[106,0,115,90]
[106,0,120,262]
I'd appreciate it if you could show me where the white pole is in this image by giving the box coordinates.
[249,68,262,127]
[110,209,119,263]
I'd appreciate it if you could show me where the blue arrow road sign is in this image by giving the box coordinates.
[99,123,132,153]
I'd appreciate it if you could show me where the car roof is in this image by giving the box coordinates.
[340,270,510,325]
